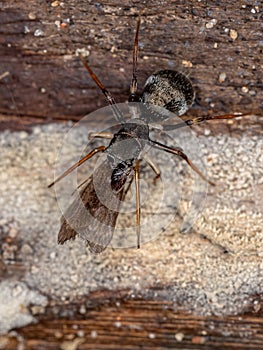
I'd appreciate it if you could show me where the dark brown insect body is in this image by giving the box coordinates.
[49,16,248,253]
[142,70,195,120]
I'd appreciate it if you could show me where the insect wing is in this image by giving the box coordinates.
[58,159,126,253]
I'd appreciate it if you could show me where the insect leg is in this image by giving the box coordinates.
[143,153,161,185]
[129,16,141,102]
[48,145,106,188]
[88,131,114,140]
[162,113,251,131]
[149,139,215,186]
[72,177,90,194]
[79,54,125,124]
[134,160,141,249]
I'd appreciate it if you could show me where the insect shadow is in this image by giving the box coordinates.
[49,16,249,254]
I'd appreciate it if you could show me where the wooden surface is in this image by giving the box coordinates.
[2,299,263,350]
[0,1,262,349]
[0,0,262,126]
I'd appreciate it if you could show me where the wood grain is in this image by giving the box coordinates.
[0,2,262,348]
[3,299,263,349]
[0,1,262,123]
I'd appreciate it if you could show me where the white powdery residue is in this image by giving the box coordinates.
[0,281,47,334]
[205,19,217,29]
[0,120,262,319]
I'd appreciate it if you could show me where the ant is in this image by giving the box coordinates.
[49,16,249,253]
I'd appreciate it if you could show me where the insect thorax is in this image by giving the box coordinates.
[106,119,149,168]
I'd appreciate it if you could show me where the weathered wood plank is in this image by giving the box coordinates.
[0,1,262,122]
[0,2,262,349]
[3,300,263,349]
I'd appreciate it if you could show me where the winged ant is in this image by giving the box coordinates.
[49,16,249,253]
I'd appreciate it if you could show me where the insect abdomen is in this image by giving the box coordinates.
[141,70,194,117]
